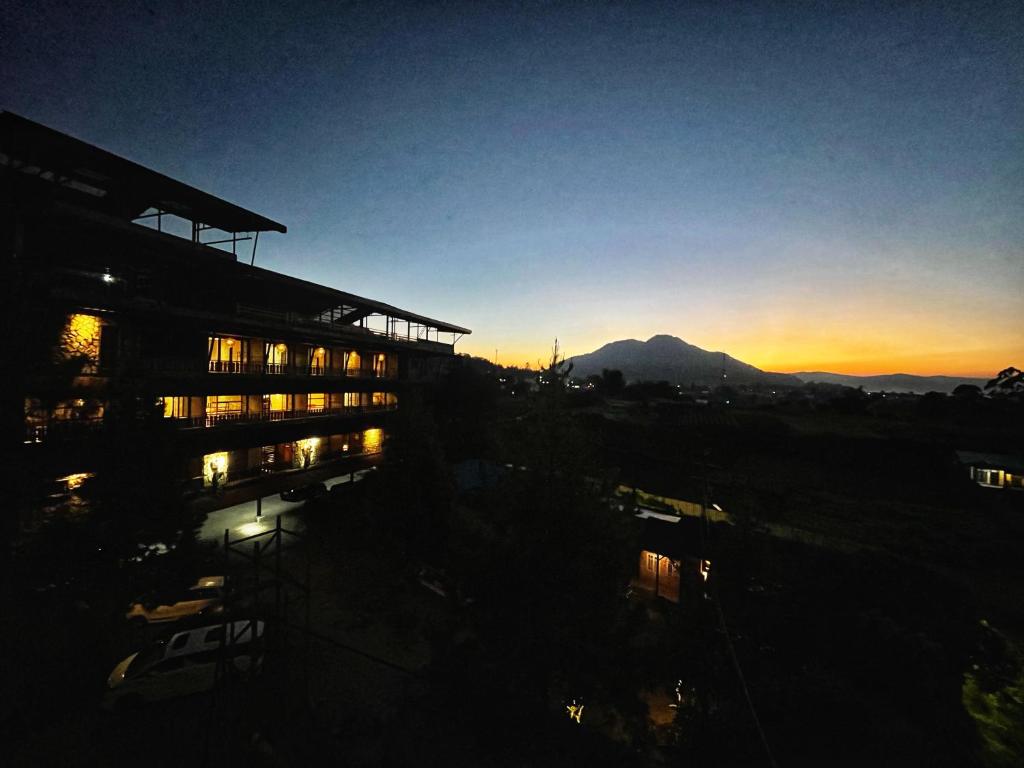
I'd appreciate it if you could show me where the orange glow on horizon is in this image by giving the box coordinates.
[462,335,1018,380]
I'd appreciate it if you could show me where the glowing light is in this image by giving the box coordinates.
[237,521,266,537]
[362,427,383,454]
[203,451,228,487]
[101,272,114,283]
[295,437,321,468]
[58,472,94,490]
[60,313,102,365]
[700,560,711,582]
[566,700,584,724]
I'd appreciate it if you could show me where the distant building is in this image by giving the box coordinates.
[2,112,469,499]
[955,451,1024,490]
[633,516,711,604]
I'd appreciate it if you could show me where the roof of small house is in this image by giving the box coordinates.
[955,451,1024,475]
[637,515,707,561]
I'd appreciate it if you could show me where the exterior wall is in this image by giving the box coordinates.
[634,550,710,604]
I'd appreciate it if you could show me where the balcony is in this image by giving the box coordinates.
[177,402,397,429]
[139,358,393,379]
[24,417,106,444]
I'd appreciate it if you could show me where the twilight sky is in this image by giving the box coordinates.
[3,0,1022,376]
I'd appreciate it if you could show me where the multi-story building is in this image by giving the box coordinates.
[1,112,469,498]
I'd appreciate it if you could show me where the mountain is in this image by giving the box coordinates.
[793,372,987,395]
[567,335,801,387]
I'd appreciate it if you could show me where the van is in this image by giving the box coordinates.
[104,619,264,710]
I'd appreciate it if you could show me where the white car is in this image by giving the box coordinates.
[125,576,226,625]
[104,619,264,710]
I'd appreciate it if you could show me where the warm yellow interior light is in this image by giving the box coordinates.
[58,472,94,490]
[362,428,383,453]
[203,451,229,487]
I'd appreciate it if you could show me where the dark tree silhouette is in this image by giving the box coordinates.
[985,366,1023,395]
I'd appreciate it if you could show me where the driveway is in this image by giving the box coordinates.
[197,468,374,544]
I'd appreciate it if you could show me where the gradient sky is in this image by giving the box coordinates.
[3,0,1022,376]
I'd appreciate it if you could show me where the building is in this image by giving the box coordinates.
[2,112,469,500]
[955,451,1024,491]
[633,515,710,604]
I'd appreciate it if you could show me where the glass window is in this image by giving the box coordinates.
[206,395,242,415]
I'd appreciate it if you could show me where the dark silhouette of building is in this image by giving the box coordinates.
[2,112,469,496]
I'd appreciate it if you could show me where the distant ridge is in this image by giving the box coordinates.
[793,372,987,395]
[568,335,800,387]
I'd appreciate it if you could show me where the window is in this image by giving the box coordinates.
[206,395,243,415]
[645,552,657,572]
[170,633,189,651]
[266,393,291,412]
[161,396,189,419]
[346,350,361,373]
[266,342,288,372]
[309,346,327,374]
[208,336,245,372]
[308,393,326,411]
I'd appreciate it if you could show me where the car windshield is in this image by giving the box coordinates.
[125,642,166,678]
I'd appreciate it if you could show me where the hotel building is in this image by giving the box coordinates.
[1,112,469,497]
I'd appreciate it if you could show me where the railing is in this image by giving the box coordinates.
[208,360,265,374]
[24,418,106,443]
[236,302,458,351]
[176,403,397,429]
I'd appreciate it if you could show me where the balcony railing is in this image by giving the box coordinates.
[24,418,106,443]
[202,359,391,378]
[178,403,397,429]
[24,404,396,443]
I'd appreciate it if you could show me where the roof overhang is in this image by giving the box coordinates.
[0,111,286,234]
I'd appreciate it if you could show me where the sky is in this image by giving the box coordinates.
[3,0,1022,377]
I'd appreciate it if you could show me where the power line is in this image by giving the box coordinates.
[711,583,779,768]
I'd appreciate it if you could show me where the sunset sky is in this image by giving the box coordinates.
[3,1,1021,377]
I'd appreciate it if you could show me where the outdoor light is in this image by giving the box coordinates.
[566,700,584,724]
[101,271,114,283]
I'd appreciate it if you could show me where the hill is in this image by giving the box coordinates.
[793,372,987,394]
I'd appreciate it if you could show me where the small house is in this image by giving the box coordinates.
[955,451,1024,490]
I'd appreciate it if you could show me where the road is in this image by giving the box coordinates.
[197,468,374,544]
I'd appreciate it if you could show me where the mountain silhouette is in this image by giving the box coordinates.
[568,335,800,386]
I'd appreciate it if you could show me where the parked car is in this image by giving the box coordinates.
[104,619,265,710]
[125,576,226,625]
[280,482,327,502]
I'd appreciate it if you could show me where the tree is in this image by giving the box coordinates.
[985,367,1023,395]
[952,383,982,398]
[601,368,625,397]
[443,340,638,730]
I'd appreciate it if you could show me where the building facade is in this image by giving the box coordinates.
[2,112,469,500]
